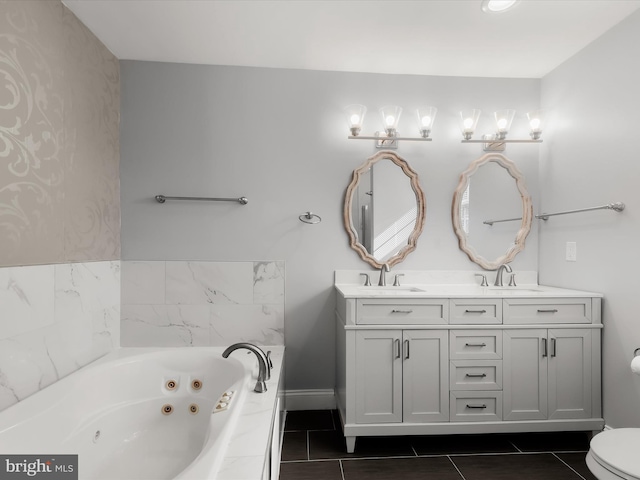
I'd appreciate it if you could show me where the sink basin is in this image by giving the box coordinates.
[357,286,426,294]
[487,287,541,292]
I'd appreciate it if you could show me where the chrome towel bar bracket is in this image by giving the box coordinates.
[155,195,248,205]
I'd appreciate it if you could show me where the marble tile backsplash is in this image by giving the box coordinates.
[0,261,120,412]
[121,261,285,347]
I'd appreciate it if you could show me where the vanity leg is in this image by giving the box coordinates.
[345,436,356,453]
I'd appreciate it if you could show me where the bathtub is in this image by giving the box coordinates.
[0,346,285,480]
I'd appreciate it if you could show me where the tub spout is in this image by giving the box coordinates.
[222,343,270,393]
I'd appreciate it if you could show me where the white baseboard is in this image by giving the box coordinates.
[284,389,336,411]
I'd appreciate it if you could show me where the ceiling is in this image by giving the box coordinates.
[62,0,640,78]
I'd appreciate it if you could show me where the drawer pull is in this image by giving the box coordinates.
[537,309,559,313]
[465,342,487,347]
[465,309,487,314]
[394,339,401,359]
[465,373,487,378]
[466,404,487,409]
[391,309,413,314]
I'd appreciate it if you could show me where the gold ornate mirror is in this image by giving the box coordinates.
[343,150,426,268]
[452,152,533,270]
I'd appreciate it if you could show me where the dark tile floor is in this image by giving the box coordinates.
[279,410,598,480]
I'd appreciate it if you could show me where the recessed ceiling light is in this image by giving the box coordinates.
[481,0,521,13]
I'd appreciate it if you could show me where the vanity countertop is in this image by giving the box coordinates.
[335,283,602,299]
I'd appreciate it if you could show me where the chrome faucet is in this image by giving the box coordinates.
[378,263,390,286]
[494,263,513,287]
[222,342,270,393]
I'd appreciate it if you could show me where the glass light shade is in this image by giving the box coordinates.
[416,106,437,138]
[494,109,516,139]
[344,104,367,136]
[527,110,545,140]
[481,0,520,13]
[459,110,481,140]
[379,105,402,136]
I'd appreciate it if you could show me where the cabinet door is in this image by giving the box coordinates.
[355,330,402,424]
[503,329,548,420]
[403,330,449,423]
[548,329,592,419]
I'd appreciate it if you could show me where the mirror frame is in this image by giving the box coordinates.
[343,150,426,269]
[451,152,533,270]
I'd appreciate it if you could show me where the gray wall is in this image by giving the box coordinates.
[539,10,640,427]
[120,62,540,390]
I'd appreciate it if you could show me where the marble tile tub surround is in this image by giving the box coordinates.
[121,261,285,347]
[0,261,121,412]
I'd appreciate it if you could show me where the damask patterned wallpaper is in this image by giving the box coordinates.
[0,0,120,267]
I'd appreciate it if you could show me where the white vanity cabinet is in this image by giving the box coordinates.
[335,284,603,454]
[503,327,594,421]
[355,329,448,425]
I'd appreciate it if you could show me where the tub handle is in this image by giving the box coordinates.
[266,350,273,370]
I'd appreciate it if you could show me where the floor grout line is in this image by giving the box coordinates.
[552,452,589,480]
[338,459,345,480]
[509,440,523,452]
[447,455,468,480]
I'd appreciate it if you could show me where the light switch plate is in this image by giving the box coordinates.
[566,242,577,261]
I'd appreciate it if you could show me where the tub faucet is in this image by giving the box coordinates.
[222,343,270,393]
[378,263,390,286]
[494,263,513,287]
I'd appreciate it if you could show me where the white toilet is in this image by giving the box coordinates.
[587,428,640,479]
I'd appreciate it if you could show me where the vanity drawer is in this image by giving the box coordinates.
[450,360,502,391]
[356,299,448,325]
[503,298,592,324]
[450,299,502,324]
[450,391,503,422]
[450,330,502,360]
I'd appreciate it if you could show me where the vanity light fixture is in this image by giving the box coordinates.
[346,104,434,149]
[461,109,543,150]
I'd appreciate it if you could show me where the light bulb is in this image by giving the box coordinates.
[482,0,520,13]
[463,118,474,130]
[421,116,432,127]
[385,115,395,126]
[350,114,361,125]
[497,118,508,130]
[529,118,541,130]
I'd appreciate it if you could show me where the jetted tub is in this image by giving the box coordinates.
[0,347,285,480]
